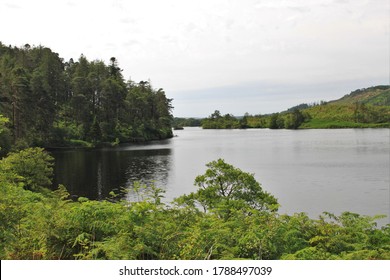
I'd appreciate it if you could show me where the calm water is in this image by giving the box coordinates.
[52,128,390,223]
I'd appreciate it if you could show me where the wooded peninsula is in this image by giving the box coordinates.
[0,43,173,157]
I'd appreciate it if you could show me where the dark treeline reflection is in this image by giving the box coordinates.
[51,148,172,200]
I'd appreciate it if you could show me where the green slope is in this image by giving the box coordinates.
[301,86,390,128]
[330,85,390,106]
[199,85,390,129]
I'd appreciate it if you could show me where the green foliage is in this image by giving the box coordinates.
[88,116,102,143]
[0,147,53,192]
[245,114,268,128]
[202,109,311,130]
[336,85,390,106]
[0,115,12,156]
[202,110,241,129]
[0,148,389,260]
[201,86,390,130]
[281,212,390,260]
[0,44,173,149]
[269,113,284,129]
[176,159,279,216]
[294,87,390,128]
[172,117,202,128]
[301,103,390,128]
[0,115,9,135]
[284,109,306,129]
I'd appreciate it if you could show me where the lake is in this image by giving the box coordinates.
[51,128,390,224]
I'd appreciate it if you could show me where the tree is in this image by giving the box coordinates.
[0,147,54,192]
[210,110,221,119]
[0,55,30,143]
[285,109,305,129]
[0,44,174,147]
[0,115,11,156]
[269,113,284,129]
[176,159,279,216]
[202,111,240,129]
[89,116,102,143]
[239,113,250,128]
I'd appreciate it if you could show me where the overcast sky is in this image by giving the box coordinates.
[1,0,388,117]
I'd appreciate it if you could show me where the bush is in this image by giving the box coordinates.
[175,159,279,217]
[0,147,53,191]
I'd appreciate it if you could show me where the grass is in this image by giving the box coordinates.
[300,119,390,129]
[68,139,94,148]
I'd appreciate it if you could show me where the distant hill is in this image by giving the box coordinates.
[329,85,390,106]
[300,85,390,128]
[190,85,390,129]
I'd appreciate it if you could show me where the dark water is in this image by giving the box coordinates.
[51,128,390,224]
[52,144,172,199]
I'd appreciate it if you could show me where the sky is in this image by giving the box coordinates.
[0,0,389,117]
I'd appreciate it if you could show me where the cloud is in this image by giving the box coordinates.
[123,39,141,47]
[119,17,136,24]
[2,2,21,9]
[112,0,125,9]
[66,1,76,7]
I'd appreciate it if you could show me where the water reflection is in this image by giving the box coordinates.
[52,147,172,200]
[51,128,389,226]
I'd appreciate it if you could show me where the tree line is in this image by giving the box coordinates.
[201,109,310,129]
[0,43,173,154]
[194,86,390,130]
[200,99,390,130]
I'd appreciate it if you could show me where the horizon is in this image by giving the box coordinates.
[172,84,390,118]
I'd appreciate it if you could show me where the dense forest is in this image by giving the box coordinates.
[0,43,173,155]
[200,86,390,129]
[0,144,389,260]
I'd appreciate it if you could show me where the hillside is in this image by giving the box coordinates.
[300,85,390,128]
[200,85,390,129]
[329,85,390,106]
